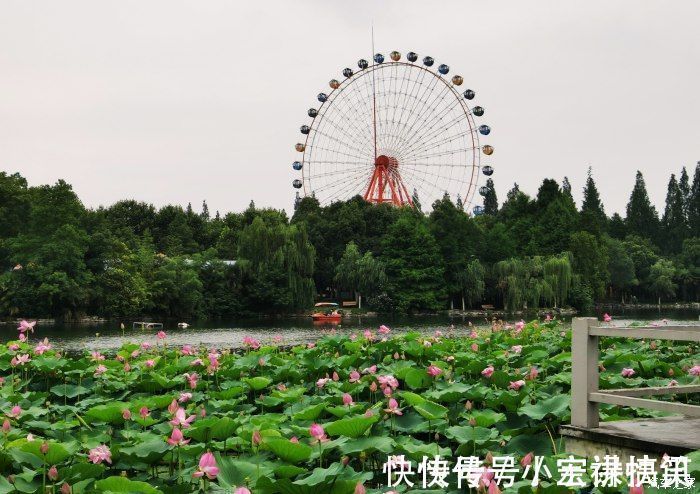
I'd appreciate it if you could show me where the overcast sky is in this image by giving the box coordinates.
[1,1,698,217]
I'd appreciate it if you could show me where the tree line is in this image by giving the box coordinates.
[0,163,698,319]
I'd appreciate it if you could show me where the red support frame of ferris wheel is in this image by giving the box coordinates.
[363,155,413,206]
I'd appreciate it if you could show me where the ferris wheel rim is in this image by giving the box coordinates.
[294,53,492,211]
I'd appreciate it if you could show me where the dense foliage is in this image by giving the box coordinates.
[1,163,699,319]
[1,319,698,493]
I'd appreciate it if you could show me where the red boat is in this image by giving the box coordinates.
[311,302,342,323]
[311,313,342,323]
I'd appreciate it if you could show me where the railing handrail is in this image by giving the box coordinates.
[570,317,700,428]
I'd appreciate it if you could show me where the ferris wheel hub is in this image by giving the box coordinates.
[374,155,398,169]
[364,155,412,207]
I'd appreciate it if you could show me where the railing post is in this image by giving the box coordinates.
[571,317,599,428]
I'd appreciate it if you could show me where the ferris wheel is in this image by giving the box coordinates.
[292,50,494,214]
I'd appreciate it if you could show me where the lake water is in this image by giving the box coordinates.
[2,308,699,352]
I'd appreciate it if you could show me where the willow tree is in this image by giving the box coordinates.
[543,253,573,307]
[456,259,485,310]
[495,254,572,311]
[237,217,315,312]
[334,241,386,308]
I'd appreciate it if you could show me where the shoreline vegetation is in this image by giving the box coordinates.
[1,165,699,323]
[1,317,698,493]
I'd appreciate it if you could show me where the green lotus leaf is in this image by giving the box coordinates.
[94,476,163,493]
[244,376,273,391]
[263,437,313,464]
[325,415,378,438]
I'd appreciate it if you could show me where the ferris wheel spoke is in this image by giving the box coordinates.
[392,81,456,158]
[307,164,371,181]
[314,167,373,203]
[312,103,373,159]
[387,70,439,155]
[401,135,478,164]
[397,95,469,157]
[399,101,475,161]
[381,67,427,154]
[310,125,373,163]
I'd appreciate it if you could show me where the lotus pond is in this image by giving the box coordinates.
[1,319,699,493]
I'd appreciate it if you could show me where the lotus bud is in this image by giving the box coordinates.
[342,455,350,466]
[8,475,15,484]
[40,441,50,455]
[465,400,473,411]
[2,419,10,433]
[252,430,262,446]
[434,432,440,441]
[48,465,58,481]
[469,418,477,427]
[122,409,131,420]
[669,369,674,376]
[650,341,657,350]
[485,451,493,465]
[60,483,71,494]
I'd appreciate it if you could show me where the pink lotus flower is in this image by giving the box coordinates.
[144,359,155,368]
[369,381,378,392]
[342,393,353,406]
[363,330,374,341]
[141,341,152,350]
[139,407,150,419]
[168,400,179,414]
[191,358,204,366]
[167,427,190,446]
[193,451,219,479]
[7,405,21,419]
[621,368,636,378]
[18,333,26,342]
[90,351,105,362]
[384,398,403,416]
[377,375,399,389]
[508,380,525,391]
[290,436,299,443]
[88,445,112,464]
[471,343,479,352]
[521,452,534,467]
[48,465,58,481]
[157,331,166,340]
[34,338,51,355]
[131,350,140,358]
[307,342,315,349]
[332,371,339,381]
[481,366,495,378]
[8,343,20,351]
[234,488,251,494]
[511,345,522,354]
[243,336,260,350]
[122,409,131,420]
[354,483,366,494]
[181,345,194,356]
[179,392,193,403]
[545,314,552,322]
[349,370,361,383]
[316,378,329,389]
[514,320,525,332]
[12,354,31,367]
[362,365,377,375]
[17,320,36,333]
[184,372,198,389]
[603,313,612,322]
[170,408,196,428]
[2,419,10,433]
[123,362,131,372]
[527,367,539,380]
[309,423,328,443]
[688,365,700,376]
[427,365,443,377]
[382,386,392,397]
[378,325,391,335]
[94,364,107,376]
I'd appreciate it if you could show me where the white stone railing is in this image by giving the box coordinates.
[571,317,700,428]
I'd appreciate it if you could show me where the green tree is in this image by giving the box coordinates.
[146,256,203,319]
[605,237,637,302]
[689,163,700,237]
[456,259,485,310]
[380,210,446,312]
[608,213,627,240]
[626,171,660,244]
[661,173,688,254]
[483,178,498,215]
[580,167,607,235]
[334,241,386,308]
[569,231,609,299]
[648,258,677,304]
